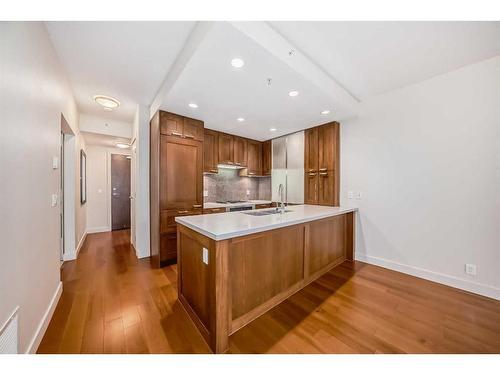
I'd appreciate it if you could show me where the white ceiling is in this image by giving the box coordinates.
[82,131,131,149]
[47,21,500,139]
[269,21,500,100]
[46,21,195,122]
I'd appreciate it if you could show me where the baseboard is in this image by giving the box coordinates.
[86,226,110,234]
[26,281,63,353]
[63,231,87,261]
[356,253,500,301]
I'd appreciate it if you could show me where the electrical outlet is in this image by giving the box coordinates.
[52,156,59,169]
[202,247,209,265]
[465,263,477,276]
[246,190,250,196]
[348,191,354,199]
[51,194,58,207]
[203,190,208,197]
[355,192,363,200]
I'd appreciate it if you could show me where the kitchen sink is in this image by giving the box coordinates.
[243,208,292,216]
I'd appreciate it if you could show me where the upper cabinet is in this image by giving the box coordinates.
[218,133,234,164]
[203,129,219,173]
[233,136,247,167]
[246,140,262,176]
[304,122,340,206]
[262,140,271,176]
[183,117,204,141]
[160,111,203,141]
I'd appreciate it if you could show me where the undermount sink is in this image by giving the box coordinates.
[243,208,293,216]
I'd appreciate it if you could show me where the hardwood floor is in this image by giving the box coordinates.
[38,230,500,354]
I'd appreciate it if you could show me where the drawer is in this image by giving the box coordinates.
[203,207,226,214]
[160,208,202,233]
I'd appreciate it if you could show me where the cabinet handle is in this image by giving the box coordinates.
[193,204,202,208]
[235,162,241,165]
[319,168,327,172]
[309,172,317,177]
[171,131,182,137]
[178,210,189,214]
[248,172,254,175]
[184,134,194,139]
[319,172,328,176]
[309,169,316,172]
[210,169,218,173]
[227,161,234,164]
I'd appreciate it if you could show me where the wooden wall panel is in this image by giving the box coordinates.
[308,216,346,275]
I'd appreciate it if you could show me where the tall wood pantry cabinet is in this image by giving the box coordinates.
[150,110,204,267]
[304,121,340,206]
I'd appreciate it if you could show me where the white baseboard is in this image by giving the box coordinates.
[356,253,500,301]
[63,231,87,261]
[86,226,110,234]
[26,281,63,353]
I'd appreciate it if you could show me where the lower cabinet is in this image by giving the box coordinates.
[254,204,272,209]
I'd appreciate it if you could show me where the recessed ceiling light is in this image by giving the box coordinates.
[188,103,198,109]
[288,90,299,97]
[320,110,331,115]
[231,58,245,68]
[116,143,130,149]
[94,95,120,109]
[269,127,277,132]
[237,117,245,122]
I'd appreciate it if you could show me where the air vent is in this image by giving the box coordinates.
[0,307,19,354]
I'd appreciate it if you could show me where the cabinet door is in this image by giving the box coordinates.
[318,123,337,172]
[233,136,247,167]
[304,172,318,204]
[160,136,203,210]
[262,140,271,176]
[304,126,319,173]
[183,117,204,141]
[246,140,262,175]
[160,112,184,137]
[218,133,234,164]
[318,170,335,206]
[203,129,219,173]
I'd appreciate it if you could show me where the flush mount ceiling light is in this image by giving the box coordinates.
[237,117,245,122]
[288,90,299,97]
[320,110,331,115]
[231,58,245,68]
[93,95,120,110]
[269,127,277,132]
[188,103,198,109]
[116,143,130,149]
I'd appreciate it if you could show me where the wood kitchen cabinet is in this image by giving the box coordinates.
[150,110,204,267]
[203,129,219,173]
[262,140,271,176]
[245,140,261,176]
[304,122,339,206]
[233,136,247,167]
[218,133,234,164]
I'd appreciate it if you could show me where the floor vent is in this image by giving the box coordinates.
[0,307,19,354]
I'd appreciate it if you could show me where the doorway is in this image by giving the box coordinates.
[111,154,131,230]
[60,131,65,261]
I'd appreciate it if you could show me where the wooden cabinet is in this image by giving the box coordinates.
[203,207,226,214]
[254,203,272,209]
[262,140,271,176]
[304,122,339,206]
[218,133,234,164]
[233,136,247,167]
[151,110,204,267]
[245,140,261,176]
[203,129,219,173]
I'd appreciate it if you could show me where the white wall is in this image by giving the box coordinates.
[0,22,86,352]
[341,56,500,299]
[86,146,131,233]
[79,113,133,138]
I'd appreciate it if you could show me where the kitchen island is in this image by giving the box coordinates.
[175,204,357,353]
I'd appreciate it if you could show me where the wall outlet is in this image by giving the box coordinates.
[203,190,208,197]
[465,263,477,276]
[52,156,59,169]
[348,191,354,199]
[202,247,209,265]
[51,194,58,207]
[355,192,363,200]
[246,190,250,196]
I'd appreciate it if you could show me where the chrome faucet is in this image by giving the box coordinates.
[277,183,285,213]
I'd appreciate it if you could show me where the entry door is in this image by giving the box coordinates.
[111,154,131,230]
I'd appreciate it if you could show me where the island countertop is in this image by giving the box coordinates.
[175,204,357,241]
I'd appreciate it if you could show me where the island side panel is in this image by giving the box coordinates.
[345,211,355,261]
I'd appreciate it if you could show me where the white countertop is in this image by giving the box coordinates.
[203,200,272,209]
[176,204,357,240]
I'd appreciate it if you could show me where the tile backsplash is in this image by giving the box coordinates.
[204,169,271,202]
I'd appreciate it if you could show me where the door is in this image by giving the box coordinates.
[203,129,219,173]
[60,132,65,261]
[111,154,131,230]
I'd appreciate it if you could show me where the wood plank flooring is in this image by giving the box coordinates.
[37,230,500,354]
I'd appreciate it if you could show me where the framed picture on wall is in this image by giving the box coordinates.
[80,149,87,204]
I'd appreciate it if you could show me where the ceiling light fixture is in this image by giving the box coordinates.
[188,103,198,109]
[288,90,299,97]
[237,117,245,122]
[94,95,120,110]
[321,110,331,115]
[269,127,277,132]
[116,143,130,149]
[231,58,245,68]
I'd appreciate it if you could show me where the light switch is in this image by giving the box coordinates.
[202,247,209,265]
[203,190,208,197]
[51,194,58,207]
[355,192,363,200]
[52,156,59,169]
[348,191,354,199]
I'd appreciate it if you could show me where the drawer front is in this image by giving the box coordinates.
[203,207,226,214]
[160,209,202,233]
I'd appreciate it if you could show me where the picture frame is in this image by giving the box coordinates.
[80,149,87,204]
